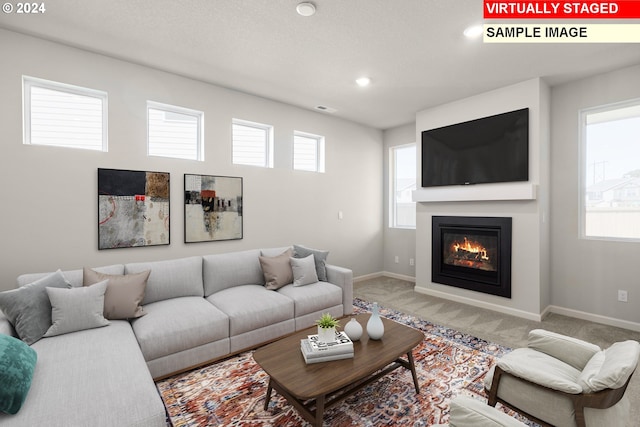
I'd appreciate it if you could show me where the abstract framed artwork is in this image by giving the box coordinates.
[98,168,170,249]
[184,174,243,243]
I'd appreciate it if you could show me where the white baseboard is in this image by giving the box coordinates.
[546,305,640,332]
[382,271,416,282]
[413,286,543,322]
[354,271,416,283]
[353,272,384,282]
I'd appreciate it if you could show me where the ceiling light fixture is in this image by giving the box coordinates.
[463,24,483,39]
[356,77,371,87]
[296,2,316,17]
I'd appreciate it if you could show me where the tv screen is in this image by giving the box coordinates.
[421,108,529,187]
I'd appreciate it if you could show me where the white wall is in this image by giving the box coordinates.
[414,79,551,320]
[550,64,640,327]
[383,123,416,279]
[0,29,384,291]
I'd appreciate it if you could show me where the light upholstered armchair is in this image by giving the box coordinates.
[484,329,640,427]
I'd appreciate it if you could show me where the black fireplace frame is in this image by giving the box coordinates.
[432,216,512,298]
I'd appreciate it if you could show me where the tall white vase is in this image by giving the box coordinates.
[366,302,384,340]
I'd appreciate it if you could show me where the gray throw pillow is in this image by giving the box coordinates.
[293,245,329,281]
[44,280,110,338]
[259,249,294,290]
[0,270,71,345]
[83,268,150,319]
[290,254,319,286]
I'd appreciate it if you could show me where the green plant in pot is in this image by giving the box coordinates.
[315,313,340,343]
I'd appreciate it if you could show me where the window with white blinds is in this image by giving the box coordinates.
[23,76,107,151]
[148,101,203,161]
[293,131,325,172]
[232,119,273,167]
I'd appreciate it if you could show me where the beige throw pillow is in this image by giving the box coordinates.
[83,268,150,319]
[259,249,294,290]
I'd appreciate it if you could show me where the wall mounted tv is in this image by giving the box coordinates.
[421,108,529,187]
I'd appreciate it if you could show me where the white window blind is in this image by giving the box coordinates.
[293,131,325,172]
[23,76,107,151]
[232,119,273,167]
[148,101,203,161]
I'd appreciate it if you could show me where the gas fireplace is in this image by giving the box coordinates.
[432,216,512,298]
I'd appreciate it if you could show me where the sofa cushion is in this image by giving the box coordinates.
[83,268,150,319]
[293,245,329,281]
[578,340,640,393]
[290,254,319,286]
[277,282,343,317]
[125,256,203,305]
[0,334,37,415]
[0,321,166,427]
[207,285,294,336]
[203,249,264,295]
[527,329,601,370]
[0,270,71,345]
[131,297,229,362]
[259,249,293,290]
[44,281,110,338]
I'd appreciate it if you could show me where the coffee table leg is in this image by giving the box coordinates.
[407,351,420,394]
[314,394,325,427]
[264,378,273,410]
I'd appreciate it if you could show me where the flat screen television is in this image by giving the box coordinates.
[421,108,529,187]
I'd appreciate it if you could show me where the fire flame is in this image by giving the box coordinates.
[453,237,489,261]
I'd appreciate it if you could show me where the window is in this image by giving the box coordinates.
[390,143,416,228]
[23,76,107,151]
[232,119,273,167]
[580,99,640,241]
[148,101,203,161]
[293,131,325,172]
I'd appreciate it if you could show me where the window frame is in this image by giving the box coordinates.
[23,76,108,151]
[147,100,204,161]
[579,97,640,242]
[293,130,325,173]
[389,143,417,229]
[231,118,274,168]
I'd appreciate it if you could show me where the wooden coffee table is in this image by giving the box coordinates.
[253,313,424,427]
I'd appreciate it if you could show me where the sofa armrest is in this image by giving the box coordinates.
[0,309,17,337]
[325,264,353,316]
[528,329,601,370]
[449,395,526,427]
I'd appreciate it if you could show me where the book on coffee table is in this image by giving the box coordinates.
[301,332,354,364]
[301,348,354,364]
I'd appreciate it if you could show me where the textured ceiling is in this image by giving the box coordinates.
[1,0,639,129]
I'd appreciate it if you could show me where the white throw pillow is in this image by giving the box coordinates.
[290,254,319,287]
[44,280,110,337]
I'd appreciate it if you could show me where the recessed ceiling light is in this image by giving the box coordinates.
[356,77,371,87]
[463,24,483,39]
[296,2,316,17]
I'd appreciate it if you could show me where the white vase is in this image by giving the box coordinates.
[367,302,384,340]
[317,326,336,343]
[343,317,363,341]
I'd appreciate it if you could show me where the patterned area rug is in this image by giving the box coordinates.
[157,299,534,426]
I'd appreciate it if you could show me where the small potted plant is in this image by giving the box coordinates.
[315,313,340,343]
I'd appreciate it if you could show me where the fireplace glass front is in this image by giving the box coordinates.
[432,216,512,298]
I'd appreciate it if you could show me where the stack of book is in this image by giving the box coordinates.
[300,331,354,364]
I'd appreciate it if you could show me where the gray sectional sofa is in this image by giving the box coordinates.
[0,246,353,427]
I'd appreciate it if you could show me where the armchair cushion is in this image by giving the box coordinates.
[528,329,601,370]
[494,348,582,394]
[578,340,640,393]
[449,396,526,427]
